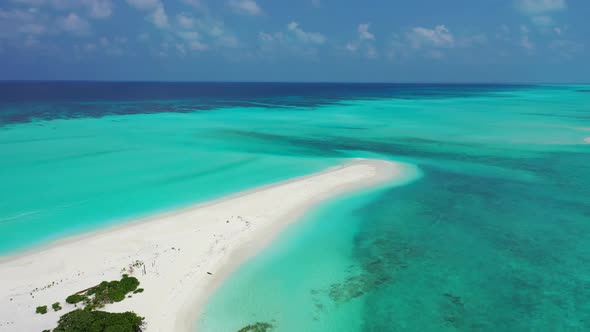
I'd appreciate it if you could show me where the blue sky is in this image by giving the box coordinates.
[0,0,588,82]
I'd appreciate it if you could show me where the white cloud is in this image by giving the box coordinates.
[228,0,262,16]
[0,9,39,33]
[259,31,281,43]
[84,42,97,51]
[178,18,238,50]
[388,25,486,61]
[85,0,112,19]
[155,41,169,57]
[553,25,568,35]
[13,0,113,19]
[177,13,195,29]
[366,44,377,58]
[188,40,208,50]
[426,50,444,59]
[126,0,160,10]
[182,0,207,12]
[149,5,169,28]
[76,35,127,56]
[201,21,224,37]
[0,8,56,49]
[408,25,454,48]
[177,31,201,41]
[521,35,534,49]
[550,39,584,58]
[495,24,512,43]
[169,17,239,55]
[218,35,239,48]
[19,23,46,35]
[358,23,375,41]
[11,0,47,5]
[137,32,150,41]
[311,0,321,8]
[516,0,566,28]
[531,15,554,26]
[258,22,326,58]
[346,23,377,58]
[175,43,187,56]
[126,0,169,29]
[180,0,198,6]
[520,25,535,50]
[516,0,566,15]
[24,36,40,47]
[456,33,487,47]
[196,19,240,48]
[58,12,90,35]
[0,8,36,22]
[287,21,325,44]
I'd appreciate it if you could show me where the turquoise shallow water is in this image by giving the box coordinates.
[1,83,589,331]
[0,108,347,253]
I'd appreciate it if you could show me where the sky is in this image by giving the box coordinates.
[0,0,588,82]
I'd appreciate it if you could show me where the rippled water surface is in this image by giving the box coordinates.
[1,83,589,331]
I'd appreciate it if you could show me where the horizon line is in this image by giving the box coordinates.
[0,80,588,85]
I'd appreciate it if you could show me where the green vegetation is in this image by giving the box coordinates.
[65,274,140,310]
[36,305,48,314]
[238,322,274,332]
[42,274,145,331]
[66,294,88,304]
[53,309,144,332]
[85,274,140,309]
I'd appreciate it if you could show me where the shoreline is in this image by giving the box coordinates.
[0,158,414,332]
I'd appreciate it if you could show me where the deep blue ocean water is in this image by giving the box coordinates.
[0,82,534,124]
[1,82,589,331]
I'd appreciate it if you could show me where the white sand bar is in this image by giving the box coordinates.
[0,159,407,332]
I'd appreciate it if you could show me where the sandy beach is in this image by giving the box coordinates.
[0,158,406,332]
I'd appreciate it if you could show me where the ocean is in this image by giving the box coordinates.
[1,82,589,331]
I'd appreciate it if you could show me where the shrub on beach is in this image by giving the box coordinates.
[85,274,140,309]
[44,273,145,331]
[65,274,140,309]
[66,294,88,305]
[52,309,144,332]
[35,305,48,314]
